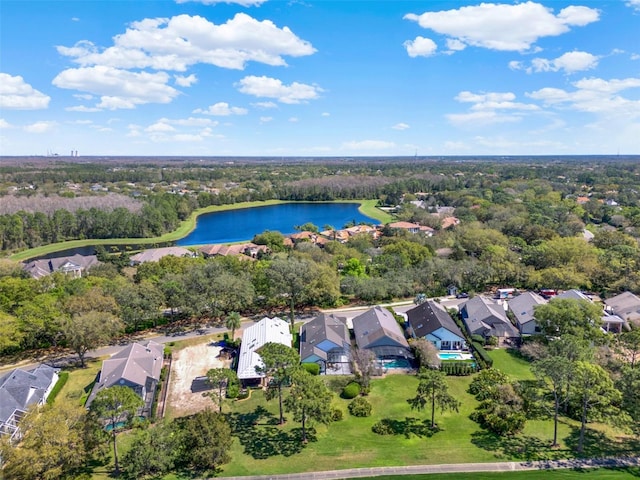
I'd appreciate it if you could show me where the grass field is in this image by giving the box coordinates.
[9,199,393,261]
[358,468,640,480]
[488,348,536,380]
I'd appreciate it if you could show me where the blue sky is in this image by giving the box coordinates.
[1,0,639,157]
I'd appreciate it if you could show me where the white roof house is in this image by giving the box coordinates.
[237,317,293,382]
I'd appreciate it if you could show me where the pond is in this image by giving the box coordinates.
[177,202,378,246]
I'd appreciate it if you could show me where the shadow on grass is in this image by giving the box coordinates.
[374,417,439,439]
[563,425,640,459]
[226,406,312,459]
[471,430,572,461]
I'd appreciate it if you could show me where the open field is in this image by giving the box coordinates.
[9,199,392,261]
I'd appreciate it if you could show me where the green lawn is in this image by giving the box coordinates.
[54,357,103,407]
[488,348,536,380]
[359,468,640,480]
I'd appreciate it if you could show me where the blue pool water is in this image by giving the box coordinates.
[381,358,412,369]
[438,353,465,360]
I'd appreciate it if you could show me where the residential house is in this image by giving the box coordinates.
[352,306,412,361]
[299,313,351,374]
[236,317,293,385]
[387,221,434,236]
[22,254,99,279]
[86,340,163,417]
[199,242,268,259]
[605,291,640,327]
[507,291,547,335]
[459,296,519,342]
[129,246,194,264]
[407,300,466,351]
[555,290,629,333]
[0,364,59,442]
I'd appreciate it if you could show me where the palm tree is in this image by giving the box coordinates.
[225,311,242,340]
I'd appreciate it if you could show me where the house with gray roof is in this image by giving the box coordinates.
[352,306,412,360]
[129,246,195,265]
[0,364,59,442]
[507,291,547,335]
[300,313,351,374]
[555,290,629,333]
[605,291,640,327]
[86,340,163,417]
[236,317,293,385]
[460,296,519,342]
[407,300,466,351]
[22,254,99,279]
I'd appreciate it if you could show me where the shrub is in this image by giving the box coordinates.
[331,408,344,421]
[341,382,361,399]
[470,334,485,344]
[348,397,372,417]
[46,371,69,405]
[440,362,475,376]
[302,363,320,375]
[471,341,494,368]
[372,419,395,435]
[226,383,239,399]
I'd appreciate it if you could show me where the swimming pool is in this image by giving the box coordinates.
[380,358,412,369]
[438,352,474,361]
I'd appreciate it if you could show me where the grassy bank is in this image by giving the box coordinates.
[9,199,393,261]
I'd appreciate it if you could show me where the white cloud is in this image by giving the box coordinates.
[73,93,93,100]
[52,66,179,109]
[23,121,57,133]
[193,102,248,115]
[448,90,539,127]
[0,119,12,129]
[404,2,599,52]
[321,112,330,117]
[146,121,177,133]
[529,51,599,74]
[252,101,278,109]
[341,140,396,151]
[66,105,101,112]
[527,76,640,118]
[404,36,437,57]
[0,73,51,110]
[175,0,267,5]
[288,117,299,122]
[626,0,640,10]
[57,13,315,72]
[509,61,523,71]
[392,122,410,130]
[236,75,322,103]
[259,116,273,123]
[174,74,197,87]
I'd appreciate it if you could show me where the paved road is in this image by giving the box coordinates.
[218,456,640,480]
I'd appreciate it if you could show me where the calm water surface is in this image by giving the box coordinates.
[177,203,377,246]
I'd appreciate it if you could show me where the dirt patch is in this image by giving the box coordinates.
[167,342,231,417]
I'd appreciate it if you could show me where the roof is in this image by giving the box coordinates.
[507,292,547,328]
[300,313,349,362]
[388,221,421,230]
[237,317,293,380]
[88,340,163,404]
[407,300,464,339]
[556,289,592,302]
[352,306,410,351]
[199,243,267,257]
[0,364,58,425]
[604,291,640,318]
[460,296,519,338]
[22,254,99,278]
[130,247,193,264]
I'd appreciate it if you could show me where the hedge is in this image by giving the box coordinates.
[440,361,476,376]
[46,371,69,405]
[471,341,493,368]
[302,363,320,375]
[341,381,361,399]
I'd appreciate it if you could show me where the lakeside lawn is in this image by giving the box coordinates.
[9,199,393,261]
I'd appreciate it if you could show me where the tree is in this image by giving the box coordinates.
[225,311,242,340]
[63,311,122,367]
[266,256,315,330]
[206,368,238,413]
[570,361,622,453]
[0,311,23,354]
[255,342,300,424]
[175,410,232,473]
[617,367,640,435]
[471,383,527,436]
[121,422,179,479]
[0,403,93,480]
[410,338,441,369]
[533,355,574,446]
[619,328,640,368]
[534,298,605,341]
[284,369,333,443]
[409,367,460,428]
[350,347,377,393]
[90,386,144,475]
[468,368,510,401]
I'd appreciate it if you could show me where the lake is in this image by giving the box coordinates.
[176,202,378,246]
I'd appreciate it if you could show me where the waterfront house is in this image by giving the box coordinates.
[129,246,195,264]
[23,254,99,279]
